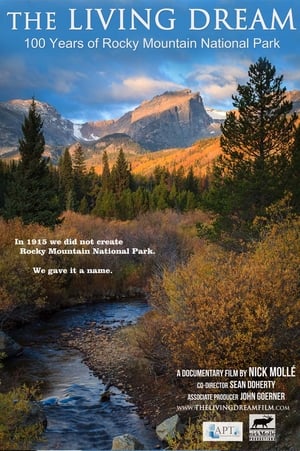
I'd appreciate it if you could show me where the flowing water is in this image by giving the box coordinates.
[2,300,159,450]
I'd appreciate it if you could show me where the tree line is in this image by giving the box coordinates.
[0,100,205,226]
[58,145,203,220]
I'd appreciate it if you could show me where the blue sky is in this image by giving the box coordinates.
[0,0,300,122]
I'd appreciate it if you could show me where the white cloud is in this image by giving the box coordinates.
[284,68,300,85]
[0,57,41,89]
[187,61,251,107]
[110,76,185,101]
[0,59,86,98]
[49,69,87,94]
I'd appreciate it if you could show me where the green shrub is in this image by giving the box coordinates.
[0,385,43,450]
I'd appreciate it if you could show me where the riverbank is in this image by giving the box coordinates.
[3,300,162,450]
[58,319,185,429]
[57,315,300,451]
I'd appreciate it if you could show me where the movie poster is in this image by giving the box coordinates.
[0,0,299,450]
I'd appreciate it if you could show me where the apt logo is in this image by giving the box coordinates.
[203,421,243,442]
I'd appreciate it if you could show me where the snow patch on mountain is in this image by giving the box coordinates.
[73,123,100,141]
[206,107,227,120]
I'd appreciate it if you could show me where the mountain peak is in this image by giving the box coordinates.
[131,89,201,124]
[0,98,75,149]
[3,99,56,115]
[78,89,213,150]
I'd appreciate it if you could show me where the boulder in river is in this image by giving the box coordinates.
[101,381,112,402]
[0,330,23,358]
[111,433,145,450]
[100,390,111,402]
[156,414,184,442]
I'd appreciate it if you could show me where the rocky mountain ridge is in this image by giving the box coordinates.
[74,89,216,150]
[0,90,218,154]
[0,89,299,159]
[0,99,75,149]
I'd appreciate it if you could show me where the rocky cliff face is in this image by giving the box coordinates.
[1,89,299,155]
[0,91,213,153]
[0,99,75,148]
[79,90,213,150]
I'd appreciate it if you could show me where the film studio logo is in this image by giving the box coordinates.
[249,414,276,441]
[203,422,243,441]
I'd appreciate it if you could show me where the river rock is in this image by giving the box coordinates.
[0,330,23,358]
[156,414,183,442]
[100,390,111,402]
[111,434,145,450]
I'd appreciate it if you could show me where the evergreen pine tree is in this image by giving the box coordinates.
[169,184,178,209]
[73,143,86,174]
[185,191,197,211]
[92,190,116,218]
[65,189,75,211]
[58,147,74,210]
[117,189,135,220]
[203,57,297,244]
[101,150,111,192]
[0,160,10,212]
[151,178,169,210]
[4,98,62,227]
[111,148,132,196]
[79,196,89,215]
[133,187,149,216]
[185,167,199,194]
[72,143,86,210]
[83,167,101,213]
[174,166,185,191]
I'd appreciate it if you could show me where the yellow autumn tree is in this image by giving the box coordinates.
[139,216,300,375]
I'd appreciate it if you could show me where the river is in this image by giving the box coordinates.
[2,300,159,450]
